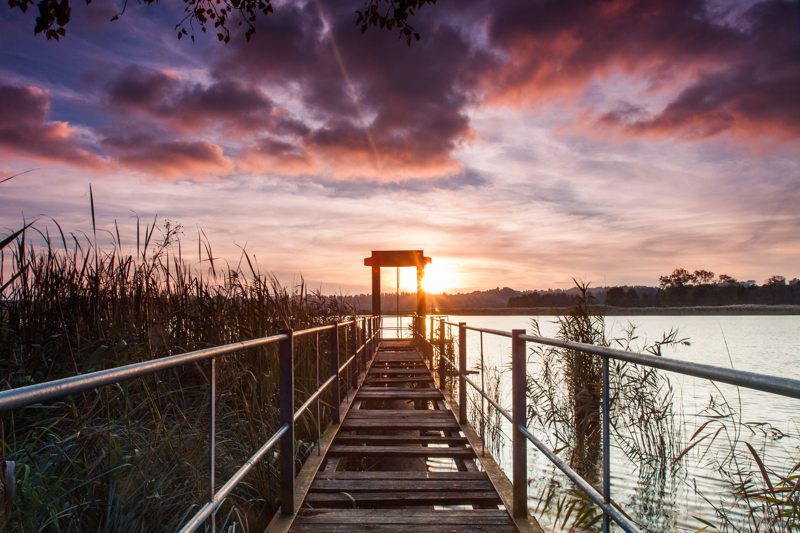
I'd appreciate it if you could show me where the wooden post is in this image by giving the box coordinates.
[416,266,426,316]
[279,329,295,515]
[371,266,381,317]
[511,329,527,519]
[458,322,467,424]
[329,324,340,423]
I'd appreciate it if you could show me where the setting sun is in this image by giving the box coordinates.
[395,260,458,294]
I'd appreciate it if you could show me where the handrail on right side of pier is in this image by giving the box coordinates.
[413,314,800,533]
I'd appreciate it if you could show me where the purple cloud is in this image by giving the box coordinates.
[0,84,104,168]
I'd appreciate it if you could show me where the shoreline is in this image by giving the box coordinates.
[419,304,800,316]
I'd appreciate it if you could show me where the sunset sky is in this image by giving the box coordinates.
[1,0,798,294]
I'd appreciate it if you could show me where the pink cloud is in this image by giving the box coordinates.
[484,0,800,142]
[0,84,105,168]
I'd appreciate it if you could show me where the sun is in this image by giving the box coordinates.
[397,260,458,294]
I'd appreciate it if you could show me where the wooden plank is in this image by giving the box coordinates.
[367,367,430,375]
[304,490,501,507]
[316,471,488,481]
[310,479,494,492]
[341,418,460,429]
[358,386,438,392]
[291,525,511,532]
[328,445,475,458]
[293,509,513,524]
[334,435,468,446]
[346,409,452,419]
[364,377,433,384]
[356,390,442,399]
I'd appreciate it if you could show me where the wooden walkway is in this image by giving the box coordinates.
[288,339,519,532]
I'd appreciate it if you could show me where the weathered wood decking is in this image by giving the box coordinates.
[286,339,521,532]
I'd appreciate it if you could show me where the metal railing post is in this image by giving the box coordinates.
[366,317,371,361]
[279,330,295,515]
[512,329,527,519]
[458,322,467,424]
[427,315,434,368]
[330,323,340,423]
[365,317,371,361]
[351,319,358,389]
[438,318,446,390]
[207,357,216,532]
[602,355,611,533]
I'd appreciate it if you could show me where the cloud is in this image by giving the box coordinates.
[103,133,233,179]
[238,137,318,176]
[214,1,490,180]
[0,84,104,168]
[107,65,276,133]
[485,0,800,142]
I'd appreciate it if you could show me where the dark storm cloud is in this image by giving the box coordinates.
[0,84,104,168]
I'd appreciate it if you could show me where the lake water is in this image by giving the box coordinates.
[387,315,800,532]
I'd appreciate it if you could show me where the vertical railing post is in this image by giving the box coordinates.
[428,315,434,369]
[365,317,370,361]
[350,318,358,389]
[366,317,371,361]
[330,323,340,423]
[511,329,527,519]
[438,318,446,390]
[207,357,216,532]
[602,355,611,533]
[279,329,295,515]
[458,322,467,424]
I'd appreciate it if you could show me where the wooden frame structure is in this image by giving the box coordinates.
[363,250,431,317]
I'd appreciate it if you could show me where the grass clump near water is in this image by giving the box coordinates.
[0,213,354,531]
[524,282,686,531]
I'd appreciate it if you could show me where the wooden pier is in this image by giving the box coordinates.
[282,338,526,532]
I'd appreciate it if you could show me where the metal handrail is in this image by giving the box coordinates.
[0,315,381,533]
[519,333,800,400]
[417,315,800,533]
[0,334,286,411]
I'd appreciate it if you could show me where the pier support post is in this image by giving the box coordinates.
[512,329,527,519]
[458,322,467,424]
[279,330,295,515]
[371,266,380,316]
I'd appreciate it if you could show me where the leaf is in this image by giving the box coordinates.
[746,441,775,495]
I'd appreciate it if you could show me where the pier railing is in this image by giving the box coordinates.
[414,315,800,533]
[0,315,380,532]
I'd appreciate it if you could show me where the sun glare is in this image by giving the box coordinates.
[395,261,457,294]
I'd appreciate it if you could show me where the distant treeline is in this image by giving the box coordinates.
[510,269,800,308]
[343,269,800,311]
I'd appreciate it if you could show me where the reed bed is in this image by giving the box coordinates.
[0,213,353,531]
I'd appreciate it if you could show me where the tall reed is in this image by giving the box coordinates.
[1,215,352,531]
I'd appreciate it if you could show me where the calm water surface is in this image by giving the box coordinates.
[406,315,800,532]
